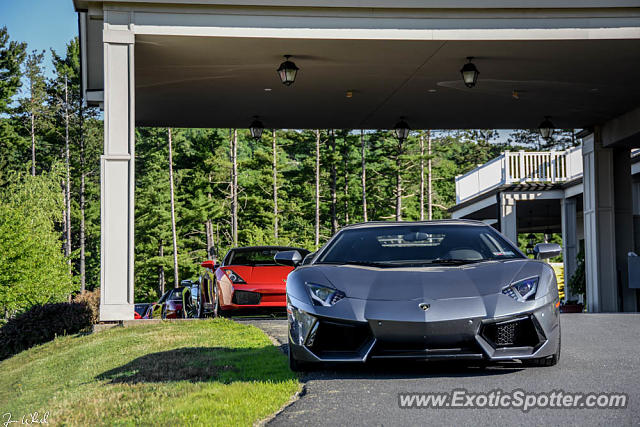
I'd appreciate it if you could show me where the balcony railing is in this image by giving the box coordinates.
[455,145,583,204]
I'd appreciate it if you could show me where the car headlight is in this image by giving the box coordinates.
[306,283,345,306]
[287,299,317,346]
[224,268,246,284]
[502,277,538,302]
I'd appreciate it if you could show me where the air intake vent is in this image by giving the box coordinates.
[480,316,542,349]
[232,290,261,305]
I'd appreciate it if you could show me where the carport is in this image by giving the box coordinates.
[72,0,640,319]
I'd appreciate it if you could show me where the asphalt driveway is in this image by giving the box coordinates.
[237,314,640,426]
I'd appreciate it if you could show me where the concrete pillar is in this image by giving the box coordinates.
[100,28,135,320]
[632,178,640,253]
[612,148,636,312]
[561,197,578,302]
[582,130,637,312]
[500,192,517,245]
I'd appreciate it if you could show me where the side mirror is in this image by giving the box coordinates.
[534,243,562,260]
[274,250,302,267]
[201,260,217,270]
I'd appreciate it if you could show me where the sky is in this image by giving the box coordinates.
[1,0,78,77]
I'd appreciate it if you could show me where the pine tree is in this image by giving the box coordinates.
[0,27,27,184]
[18,50,47,176]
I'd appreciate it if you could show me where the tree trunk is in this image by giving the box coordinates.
[315,130,320,249]
[272,129,278,241]
[168,128,179,288]
[342,133,349,225]
[206,173,214,257]
[158,242,165,296]
[330,129,338,234]
[395,138,403,221]
[64,76,72,270]
[80,170,86,291]
[231,129,238,246]
[360,130,367,222]
[205,219,213,257]
[79,101,86,291]
[427,129,433,220]
[419,131,425,221]
[30,96,35,176]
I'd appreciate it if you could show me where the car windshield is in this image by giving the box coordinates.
[226,248,307,266]
[134,304,148,315]
[169,288,183,301]
[316,224,523,266]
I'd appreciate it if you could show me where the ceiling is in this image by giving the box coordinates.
[135,35,640,129]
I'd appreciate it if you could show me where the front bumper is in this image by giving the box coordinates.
[220,284,287,310]
[287,294,560,363]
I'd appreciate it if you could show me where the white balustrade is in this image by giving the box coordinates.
[455,146,584,204]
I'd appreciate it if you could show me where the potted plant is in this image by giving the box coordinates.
[563,248,585,313]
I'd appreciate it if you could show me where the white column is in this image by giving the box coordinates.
[633,179,640,253]
[582,130,618,312]
[500,192,517,245]
[100,29,135,320]
[612,147,636,312]
[561,197,578,302]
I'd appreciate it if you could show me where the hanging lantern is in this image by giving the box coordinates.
[277,55,299,86]
[249,117,264,140]
[460,57,480,88]
[393,118,410,142]
[526,233,536,255]
[538,116,555,140]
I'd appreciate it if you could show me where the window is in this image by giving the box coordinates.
[317,224,521,266]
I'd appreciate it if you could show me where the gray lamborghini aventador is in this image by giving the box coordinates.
[275,220,562,371]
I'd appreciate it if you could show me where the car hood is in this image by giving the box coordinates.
[225,265,293,284]
[314,259,538,301]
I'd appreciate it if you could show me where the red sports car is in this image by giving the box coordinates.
[196,246,309,317]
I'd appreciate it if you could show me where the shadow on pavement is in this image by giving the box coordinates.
[295,355,525,381]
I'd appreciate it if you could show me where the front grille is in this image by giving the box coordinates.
[481,316,542,348]
[307,320,373,354]
[232,290,261,305]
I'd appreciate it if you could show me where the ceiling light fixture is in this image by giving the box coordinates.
[277,55,299,86]
[460,57,480,88]
[393,118,410,143]
[538,116,555,140]
[249,116,264,140]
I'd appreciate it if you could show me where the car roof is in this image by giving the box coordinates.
[338,219,488,230]
[228,245,309,251]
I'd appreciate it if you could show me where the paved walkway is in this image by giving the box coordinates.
[237,314,640,426]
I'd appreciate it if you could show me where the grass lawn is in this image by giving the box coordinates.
[0,319,299,426]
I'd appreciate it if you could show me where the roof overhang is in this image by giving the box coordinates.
[75,1,640,132]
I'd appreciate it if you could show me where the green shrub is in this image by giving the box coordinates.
[568,247,586,298]
[0,302,94,361]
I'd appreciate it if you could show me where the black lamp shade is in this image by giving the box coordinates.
[538,117,555,140]
[394,119,410,142]
[277,56,299,86]
[460,59,479,88]
[249,119,264,139]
